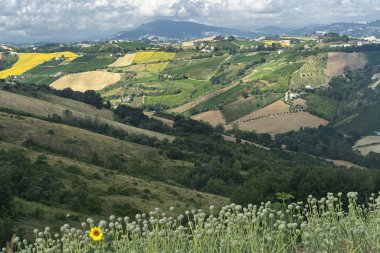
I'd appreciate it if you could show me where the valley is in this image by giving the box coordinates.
[1,20,380,252]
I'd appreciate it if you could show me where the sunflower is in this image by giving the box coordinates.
[89,227,103,241]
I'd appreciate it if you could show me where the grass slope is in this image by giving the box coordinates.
[169,55,229,80]
[0,90,174,141]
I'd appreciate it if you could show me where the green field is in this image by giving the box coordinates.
[169,55,229,80]
[187,83,248,115]
[145,79,213,107]
[173,51,195,60]
[145,62,169,72]
[305,93,340,120]
[290,53,329,89]
[221,93,284,122]
[25,54,116,76]
[0,53,18,71]
[335,102,380,135]
[232,40,263,47]
[228,52,268,64]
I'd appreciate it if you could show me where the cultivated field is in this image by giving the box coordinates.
[0,52,78,78]
[133,52,176,64]
[0,90,174,141]
[145,79,213,108]
[145,62,169,72]
[290,54,329,88]
[192,110,227,127]
[237,111,328,135]
[169,81,240,113]
[50,71,122,91]
[108,53,135,67]
[221,93,284,122]
[353,136,380,155]
[235,100,290,122]
[169,55,229,80]
[325,52,367,77]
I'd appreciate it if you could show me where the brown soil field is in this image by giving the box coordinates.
[293,98,306,106]
[51,71,123,92]
[109,53,135,67]
[235,100,290,122]
[353,136,380,155]
[0,90,174,141]
[325,52,367,77]
[192,110,227,127]
[237,111,328,135]
[169,81,240,113]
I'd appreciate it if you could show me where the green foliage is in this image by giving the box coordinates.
[322,33,350,43]
[304,93,339,120]
[0,54,18,71]
[335,102,380,136]
[275,126,380,169]
[11,192,380,253]
[364,51,380,65]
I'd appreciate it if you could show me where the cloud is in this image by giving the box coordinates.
[0,0,379,42]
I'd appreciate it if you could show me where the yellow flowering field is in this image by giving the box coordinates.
[150,51,176,62]
[0,52,78,79]
[132,51,155,63]
[133,51,176,64]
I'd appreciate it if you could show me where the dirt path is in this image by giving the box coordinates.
[369,73,380,89]
[222,135,271,150]
[144,111,174,127]
[169,81,241,113]
[208,55,232,80]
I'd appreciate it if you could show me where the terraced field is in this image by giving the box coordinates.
[290,53,329,89]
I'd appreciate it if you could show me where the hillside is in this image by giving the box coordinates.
[2,33,380,251]
[0,90,174,141]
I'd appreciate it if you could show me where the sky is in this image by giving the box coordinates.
[0,0,379,43]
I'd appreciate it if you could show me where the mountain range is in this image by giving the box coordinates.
[110,19,380,41]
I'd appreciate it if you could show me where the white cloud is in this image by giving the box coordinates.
[0,0,379,42]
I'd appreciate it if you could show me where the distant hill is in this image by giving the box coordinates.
[109,20,259,41]
[286,20,380,37]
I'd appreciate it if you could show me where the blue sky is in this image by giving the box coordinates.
[0,0,379,43]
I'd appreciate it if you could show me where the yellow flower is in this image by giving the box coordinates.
[89,227,103,241]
